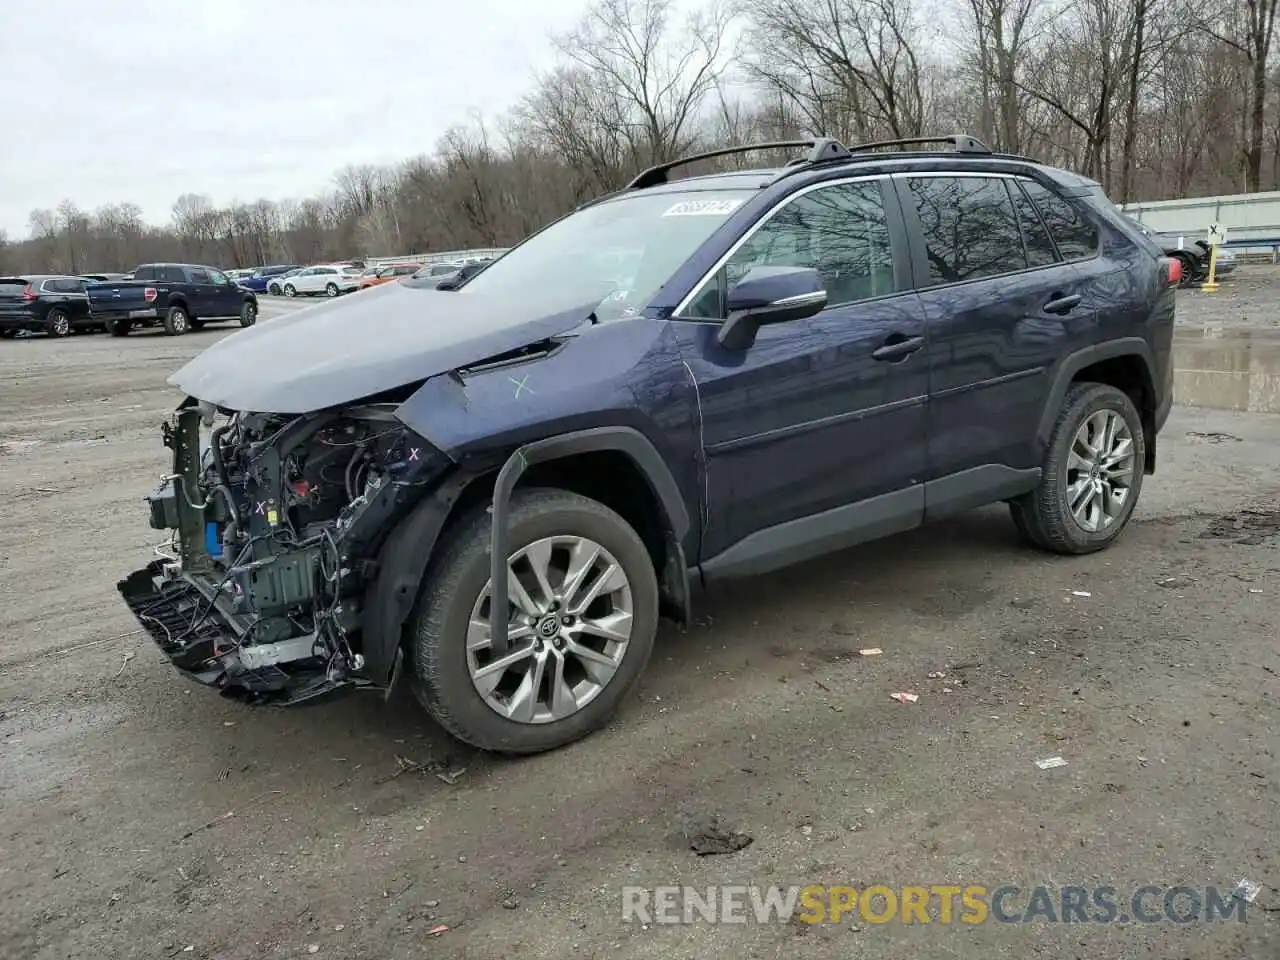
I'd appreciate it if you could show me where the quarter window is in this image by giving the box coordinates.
[1020,180,1099,260]
[907,176,1026,285]
[685,180,896,318]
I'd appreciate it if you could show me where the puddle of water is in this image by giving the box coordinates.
[1173,328,1280,413]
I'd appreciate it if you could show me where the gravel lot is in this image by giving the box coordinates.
[1,279,1279,959]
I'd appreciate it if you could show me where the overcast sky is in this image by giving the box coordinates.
[0,0,588,237]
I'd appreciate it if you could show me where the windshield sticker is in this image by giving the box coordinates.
[662,198,744,217]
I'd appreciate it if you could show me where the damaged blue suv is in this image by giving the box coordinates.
[119,135,1177,754]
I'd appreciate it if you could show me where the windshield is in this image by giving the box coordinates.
[460,189,755,317]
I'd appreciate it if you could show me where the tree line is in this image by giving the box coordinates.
[3,0,1276,276]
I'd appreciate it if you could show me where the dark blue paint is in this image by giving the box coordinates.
[173,151,1172,572]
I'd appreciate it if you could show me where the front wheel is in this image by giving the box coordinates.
[1009,382,1145,555]
[240,301,257,327]
[284,284,296,298]
[410,489,659,754]
[325,282,339,297]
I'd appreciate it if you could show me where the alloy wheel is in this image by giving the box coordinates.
[466,535,634,724]
[1064,409,1135,533]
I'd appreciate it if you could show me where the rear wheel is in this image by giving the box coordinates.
[325,282,339,297]
[163,305,190,336]
[240,301,257,327]
[0,329,17,339]
[46,309,71,337]
[410,489,659,754]
[1009,382,1145,554]
[1174,253,1197,287]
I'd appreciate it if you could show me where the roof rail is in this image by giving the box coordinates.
[848,134,991,155]
[627,138,853,189]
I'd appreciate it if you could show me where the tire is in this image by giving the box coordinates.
[109,320,132,337]
[46,309,72,337]
[163,305,190,336]
[268,284,280,296]
[324,282,339,297]
[410,488,659,754]
[0,329,16,339]
[240,301,258,327]
[1174,253,1197,287]
[1009,382,1146,555]
[284,284,296,298]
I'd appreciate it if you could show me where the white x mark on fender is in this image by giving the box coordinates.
[254,501,267,515]
[408,447,421,461]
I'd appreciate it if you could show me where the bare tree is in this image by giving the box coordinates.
[1197,0,1280,190]
[9,1,1280,274]
[527,0,731,182]
[963,0,1042,153]
[740,0,930,142]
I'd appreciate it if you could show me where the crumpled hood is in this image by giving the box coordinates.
[168,281,595,414]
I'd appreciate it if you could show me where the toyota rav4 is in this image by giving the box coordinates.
[117,135,1177,754]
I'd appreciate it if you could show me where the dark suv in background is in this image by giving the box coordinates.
[0,275,96,337]
[119,134,1176,755]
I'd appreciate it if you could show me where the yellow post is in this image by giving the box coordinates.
[1201,242,1219,292]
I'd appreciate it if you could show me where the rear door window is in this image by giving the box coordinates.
[906,176,1027,285]
[133,266,156,282]
[189,268,211,283]
[1020,181,1099,260]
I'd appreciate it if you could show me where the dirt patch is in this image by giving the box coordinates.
[1199,507,1280,545]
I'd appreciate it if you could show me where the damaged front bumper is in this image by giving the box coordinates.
[118,560,353,705]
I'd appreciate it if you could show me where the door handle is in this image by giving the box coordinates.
[1043,293,1082,314]
[872,334,925,362]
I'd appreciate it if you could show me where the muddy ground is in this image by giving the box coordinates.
[1,278,1279,959]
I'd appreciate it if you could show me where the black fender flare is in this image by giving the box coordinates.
[360,425,690,687]
[1036,337,1158,458]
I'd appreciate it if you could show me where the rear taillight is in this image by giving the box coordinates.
[143,287,158,302]
[1163,256,1181,286]
[21,284,37,301]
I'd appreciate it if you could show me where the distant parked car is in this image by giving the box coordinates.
[241,264,302,293]
[0,274,96,337]
[267,268,304,296]
[359,262,422,289]
[279,264,363,298]
[80,272,132,283]
[404,261,464,287]
[1123,216,1235,285]
[402,259,492,289]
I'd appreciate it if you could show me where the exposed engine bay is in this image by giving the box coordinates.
[119,401,448,704]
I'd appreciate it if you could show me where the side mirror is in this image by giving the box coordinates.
[716,266,827,350]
